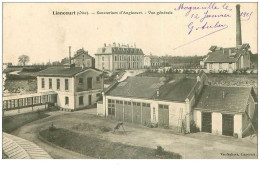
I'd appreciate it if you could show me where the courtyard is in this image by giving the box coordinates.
[6,109,258,159]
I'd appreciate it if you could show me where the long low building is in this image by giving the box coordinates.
[97,71,257,138]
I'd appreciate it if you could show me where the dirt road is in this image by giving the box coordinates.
[11,110,258,159]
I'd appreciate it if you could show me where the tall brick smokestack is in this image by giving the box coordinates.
[236,4,242,46]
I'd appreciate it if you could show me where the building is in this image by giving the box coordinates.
[98,71,208,133]
[97,70,257,138]
[144,55,168,68]
[37,66,103,111]
[95,43,144,71]
[204,44,251,73]
[204,5,251,73]
[194,86,257,138]
[72,48,95,68]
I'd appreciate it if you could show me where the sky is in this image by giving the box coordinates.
[3,2,257,65]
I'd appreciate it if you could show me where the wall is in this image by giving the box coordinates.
[194,110,202,130]
[95,55,111,70]
[73,53,94,68]
[74,70,103,92]
[234,114,243,138]
[206,63,235,73]
[212,112,222,135]
[37,76,74,93]
[104,95,188,129]
[3,104,47,117]
[74,90,101,109]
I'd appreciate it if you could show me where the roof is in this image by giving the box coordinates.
[153,78,197,102]
[195,85,252,113]
[3,91,57,100]
[95,45,144,55]
[73,48,95,59]
[3,133,52,159]
[204,44,250,63]
[37,67,101,77]
[106,76,197,102]
[106,76,163,99]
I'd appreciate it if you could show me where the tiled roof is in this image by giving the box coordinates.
[95,46,144,55]
[195,85,252,113]
[153,78,197,102]
[204,44,249,63]
[106,76,197,102]
[106,76,163,99]
[37,67,101,77]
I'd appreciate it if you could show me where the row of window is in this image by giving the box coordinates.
[78,77,100,84]
[209,63,233,69]
[42,78,68,91]
[159,104,169,110]
[3,95,53,110]
[114,55,142,62]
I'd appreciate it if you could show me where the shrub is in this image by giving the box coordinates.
[155,146,165,156]
[190,120,200,133]
[49,123,57,131]
[99,126,112,133]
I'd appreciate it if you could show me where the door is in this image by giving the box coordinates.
[142,103,151,125]
[87,77,92,89]
[133,102,141,124]
[88,95,92,105]
[124,101,132,123]
[202,112,212,133]
[115,100,123,121]
[222,114,234,136]
[158,105,169,128]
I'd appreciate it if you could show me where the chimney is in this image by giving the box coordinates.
[118,43,120,47]
[104,43,106,47]
[69,46,71,65]
[236,4,242,46]
[157,89,160,96]
[113,42,116,47]
[229,49,232,55]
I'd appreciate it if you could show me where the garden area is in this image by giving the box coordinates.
[39,126,181,159]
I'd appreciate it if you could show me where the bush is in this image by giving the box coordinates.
[98,126,112,133]
[190,120,200,133]
[155,146,165,155]
[49,123,57,131]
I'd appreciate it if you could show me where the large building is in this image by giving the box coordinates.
[204,5,251,73]
[95,43,144,71]
[72,48,95,68]
[97,71,257,138]
[144,55,166,68]
[37,66,103,110]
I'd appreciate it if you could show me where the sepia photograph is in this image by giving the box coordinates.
[1,1,258,161]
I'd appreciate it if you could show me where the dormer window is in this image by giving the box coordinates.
[79,78,83,84]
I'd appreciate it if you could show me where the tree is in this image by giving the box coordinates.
[61,57,70,65]
[18,55,30,66]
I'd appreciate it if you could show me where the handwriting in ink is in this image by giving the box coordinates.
[200,10,231,22]
[240,11,253,21]
[174,3,219,16]
[188,21,228,35]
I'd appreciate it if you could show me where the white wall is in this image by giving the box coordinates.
[234,114,243,138]
[194,110,202,130]
[212,112,222,135]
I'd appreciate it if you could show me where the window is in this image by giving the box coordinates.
[41,78,45,88]
[229,63,232,69]
[49,78,52,89]
[108,99,115,115]
[219,63,222,69]
[142,103,150,107]
[96,93,101,97]
[79,78,83,84]
[57,79,60,90]
[65,79,69,90]
[209,63,213,69]
[96,76,100,82]
[65,96,69,105]
[79,96,84,105]
[114,56,117,61]
[102,57,104,61]
[159,104,169,110]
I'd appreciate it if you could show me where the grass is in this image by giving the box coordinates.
[2,111,50,133]
[39,128,181,159]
